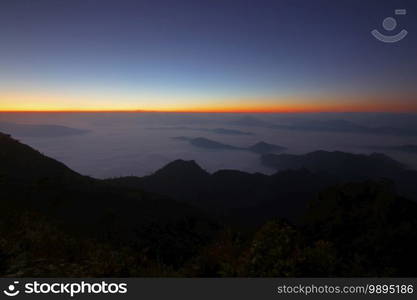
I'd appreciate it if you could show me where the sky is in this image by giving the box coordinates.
[0,0,417,112]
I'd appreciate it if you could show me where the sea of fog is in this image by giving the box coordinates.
[1,112,417,179]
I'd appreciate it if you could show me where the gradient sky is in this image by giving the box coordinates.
[0,0,417,112]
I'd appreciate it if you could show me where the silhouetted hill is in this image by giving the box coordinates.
[261,150,417,201]
[261,151,404,178]
[248,141,286,154]
[174,137,241,150]
[109,150,417,222]
[174,137,286,154]
[0,132,86,184]
[108,160,337,223]
[154,159,209,178]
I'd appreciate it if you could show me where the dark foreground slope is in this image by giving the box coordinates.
[0,132,219,276]
[183,180,417,277]
[2,132,417,277]
[0,132,84,184]
[0,133,215,234]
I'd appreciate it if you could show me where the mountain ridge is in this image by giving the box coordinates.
[174,136,286,154]
[0,121,89,137]
[231,116,417,136]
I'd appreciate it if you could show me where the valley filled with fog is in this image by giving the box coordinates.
[1,112,417,179]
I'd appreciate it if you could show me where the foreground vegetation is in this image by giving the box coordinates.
[1,180,416,277]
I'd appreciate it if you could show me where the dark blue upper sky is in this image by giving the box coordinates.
[0,0,416,112]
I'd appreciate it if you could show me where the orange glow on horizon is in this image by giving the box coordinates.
[1,104,417,114]
[1,91,416,113]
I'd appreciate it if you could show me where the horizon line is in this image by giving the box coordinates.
[1,109,417,114]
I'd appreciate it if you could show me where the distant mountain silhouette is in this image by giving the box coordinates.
[278,119,417,136]
[367,144,417,154]
[231,116,417,136]
[154,159,209,178]
[248,141,286,154]
[174,136,241,150]
[174,136,286,154]
[148,126,254,135]
[261,151,404,178]
[109,159,338,222]
[261,150,417,201]
[0,122,89,137]
[108,150,417,222]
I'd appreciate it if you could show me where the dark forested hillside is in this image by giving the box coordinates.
[1,132,417,277]
[0,132,219,276]
[0,132,85,184]
[107,150,417,223]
